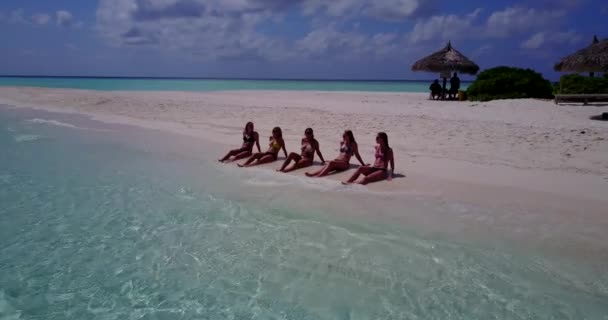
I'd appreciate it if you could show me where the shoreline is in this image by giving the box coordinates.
[1,86,607,214]
[3,101,608,262]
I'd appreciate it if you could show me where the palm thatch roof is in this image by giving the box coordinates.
[554,36,608,73]
[411,41,480,75]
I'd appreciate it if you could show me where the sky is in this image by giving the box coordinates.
[0,0,606,80]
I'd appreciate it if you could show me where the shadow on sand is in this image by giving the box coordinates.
[590,113,608,121]
[560,103,608,107]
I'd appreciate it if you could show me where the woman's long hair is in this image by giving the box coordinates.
[305,128,317,144]
[377,132,391,157]
[244,122,254,134]
[377,132,389,149]
[344,130,356,145]
[272,127,283,142]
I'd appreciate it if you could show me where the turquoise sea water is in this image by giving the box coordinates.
[1,106,607,319]
[0,77,468,92]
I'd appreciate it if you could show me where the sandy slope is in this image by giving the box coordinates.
[1,86,607,214]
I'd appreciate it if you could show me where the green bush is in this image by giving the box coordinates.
[554,73,608,94]
[467,66,554,101]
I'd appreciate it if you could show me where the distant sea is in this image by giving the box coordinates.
[0,77,469,93]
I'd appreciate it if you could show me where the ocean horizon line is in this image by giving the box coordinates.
[0,75,472,83]
[0,76,472,93]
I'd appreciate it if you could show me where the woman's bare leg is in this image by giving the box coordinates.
[306,161,336,177]
[278,153,299,172]
[226,151,252,163]
[219,148,242,162]
[343,166,374,184]
[315,161,349,177]
[343,167,366,184]
[359,170,387,185]
[238,153,263,167]
[306,164,326,177]
[247,154,276,167]
[284,158,312,173]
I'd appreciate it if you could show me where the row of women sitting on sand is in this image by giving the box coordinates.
[219,122,395,185]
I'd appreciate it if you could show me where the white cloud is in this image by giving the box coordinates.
[407,6,569,45]
[530,0,587,8]
[302,0,366,17]
[408,8,482,44]
[56,10,74,28]
[295,25,367,59]
[10,9,27,23]
[96,0,436,61]
[0,9,27,24]
[301,0,436,20]
[96,0,290,60]
[1,9,81,28]
[366,0,438,21]
[521,30,583,50]
[94,0,586,64]
[31,13,51,25]
[471,44,493,58]
[296,25,402,61]
[485,7,565,38]
[521,33,546,50]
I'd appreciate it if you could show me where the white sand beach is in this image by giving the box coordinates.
[1,86,607,217]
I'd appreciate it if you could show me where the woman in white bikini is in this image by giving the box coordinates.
[277,128,325,173]
[306,130,366,177]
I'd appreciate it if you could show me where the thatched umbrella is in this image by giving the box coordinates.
[411,41,480,96]
[554,35,608,77]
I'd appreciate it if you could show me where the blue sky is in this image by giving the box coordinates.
[0,0,606,79]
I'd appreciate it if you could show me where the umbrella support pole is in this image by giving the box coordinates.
[442,78,447,100]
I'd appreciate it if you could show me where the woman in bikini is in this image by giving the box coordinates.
[306,130,366,177]
[277,128,325,173]
[238,127,287,167]
[343,132,394,185]
[219,122,261,163]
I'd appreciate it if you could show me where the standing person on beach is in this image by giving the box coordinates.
[449,72,461,99]
[219,122,261,162]
[238,127,287,167]
[343,132,394,185]
[277,128,325,173]
[306,130,366,177]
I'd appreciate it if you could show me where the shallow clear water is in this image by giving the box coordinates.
[0,77,468,93]
[1,107,607,320]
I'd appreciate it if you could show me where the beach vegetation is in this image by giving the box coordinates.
[467,66,554,101]
[554,73,608,94]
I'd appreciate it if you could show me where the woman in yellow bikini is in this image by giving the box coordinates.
[238,127,287,167]
[305,130,366,177]
[277,128,325,173]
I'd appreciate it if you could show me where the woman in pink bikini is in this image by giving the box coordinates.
[277,128,325,173]
[306,130,366,177]
[218,122,261,163]
[343,132,394,185]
